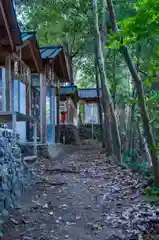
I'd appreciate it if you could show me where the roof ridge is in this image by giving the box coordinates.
[61,85,76,88]
[40,45,63,49]
[21,31,36,35]
[79,88,101,91]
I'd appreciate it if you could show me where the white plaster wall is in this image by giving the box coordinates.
[85,103,99,124]
[14,80,19,112]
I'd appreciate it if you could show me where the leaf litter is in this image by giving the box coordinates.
[2,142,159,239]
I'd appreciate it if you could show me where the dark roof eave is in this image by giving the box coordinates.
[11,0,22,45]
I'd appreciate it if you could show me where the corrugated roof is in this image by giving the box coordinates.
[60,86,77,95]
[40,46,63,59]
[21,32,36,42]
[78,88,102,99]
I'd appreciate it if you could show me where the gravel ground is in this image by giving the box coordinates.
[2,143,159,240]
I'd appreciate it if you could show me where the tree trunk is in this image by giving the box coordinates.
[127,45,140,154]
[137,121,152,166]
[95,47,106,148]
[99,0,113,154]
[98,63,112,155]
[92,0,121,161]
[63,42,74,85]
[112,51,117,109]
[126,87,136,154]
[106,0,159,185]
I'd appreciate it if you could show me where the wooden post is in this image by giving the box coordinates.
[26,71,31,140]
[5,55,12,111]
[34,120,37,155]
[77,102,80,126]
[11,64,16,135]
[67,98,69,124]
[50,88,53,125]
[82,101,86,123]
[2,68,6,111]
[75,101,78,125]
[50,87,56,144]
[56,80,60,143]
[12,113,16,133]
[26,71,31,115]
[40,73,46,143]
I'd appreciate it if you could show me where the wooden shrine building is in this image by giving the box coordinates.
[38,45,71,143]
[0,0,72,148]
[60,85,78,125]
[78,88,101,124]
[0,0,22,112]
[0,4,42,156]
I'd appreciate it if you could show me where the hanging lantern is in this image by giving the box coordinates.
[14,59,18,76]
[52,60,55,83]
[26,67,30,77]
[49,66,52,83]
[45,64,49,83]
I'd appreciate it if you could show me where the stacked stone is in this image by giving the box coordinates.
[55,125,80,144]
[79,124,101,140]
[0,132,32,227]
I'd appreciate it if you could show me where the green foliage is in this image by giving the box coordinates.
[112,0,159,45]
[124,97,137,105]
[19,0,97,85]
[142,186,159,197]
[75,56,96,88]
[79,104,83,115]
[123,150,152,176]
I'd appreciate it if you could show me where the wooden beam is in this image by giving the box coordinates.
[16,40,30,50]
[63,52,71,82]
[59,54,65,82]
[0,0,14,50]
[85,99,99,104]
[29,42,40,73]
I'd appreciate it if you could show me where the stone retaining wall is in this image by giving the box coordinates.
[55,125,80,145]
[0,136,32,230]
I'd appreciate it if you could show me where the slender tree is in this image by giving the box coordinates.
[99,0,112,153]
[92,0,122,161]
[94,44,106,148]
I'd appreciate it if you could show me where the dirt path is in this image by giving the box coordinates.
[2,144,158,240]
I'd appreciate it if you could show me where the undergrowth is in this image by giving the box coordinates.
[122,150,159,204]
[122,150,152,177]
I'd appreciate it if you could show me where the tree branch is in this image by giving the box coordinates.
[139,69,159,80]
[71,42,85,58]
